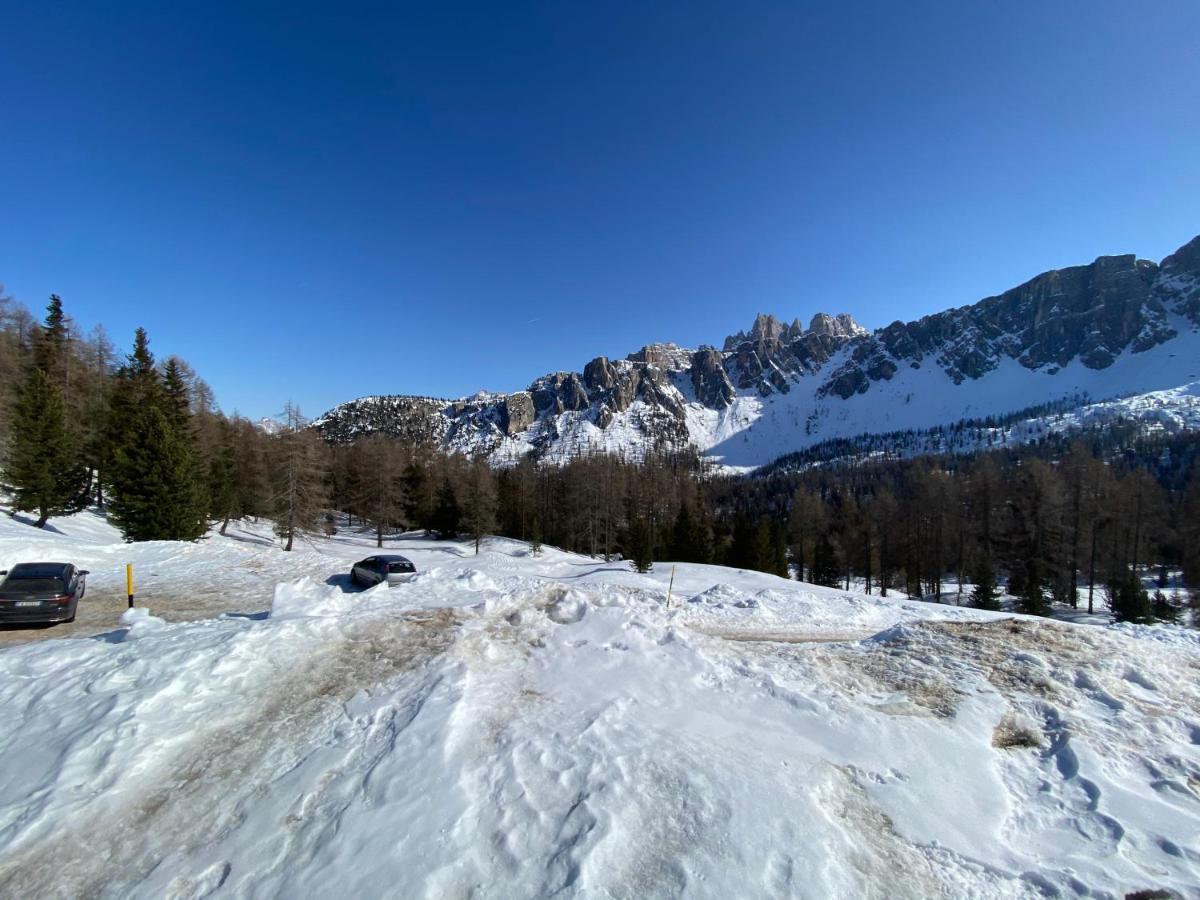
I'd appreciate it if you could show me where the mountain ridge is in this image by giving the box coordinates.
[312,235,1200,468]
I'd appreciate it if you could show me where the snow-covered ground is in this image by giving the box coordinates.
[2,511,1199,897]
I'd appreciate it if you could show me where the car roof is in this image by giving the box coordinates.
[7,562,72,577]
[373,554,413,563]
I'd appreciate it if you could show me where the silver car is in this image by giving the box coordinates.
[350,555,416,588]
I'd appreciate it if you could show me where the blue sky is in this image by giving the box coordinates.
[1,2,1197,419]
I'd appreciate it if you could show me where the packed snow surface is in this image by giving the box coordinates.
[2,514,1199,897]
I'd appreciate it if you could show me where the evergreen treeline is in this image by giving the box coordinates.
[0,292,287,544]
[2,289,1197,624]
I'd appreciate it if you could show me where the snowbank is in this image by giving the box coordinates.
[1,519,1198,897]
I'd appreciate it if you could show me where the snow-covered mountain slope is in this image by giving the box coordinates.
[313,234,1200,469]
[1,516,1198,896]
[762,380,1200,472]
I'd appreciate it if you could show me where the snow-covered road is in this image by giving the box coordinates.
[2,512,1199,897]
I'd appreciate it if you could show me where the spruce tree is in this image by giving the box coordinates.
[105,330,207,541]
[627,516,653,573]
[402,459,434,531]
[726,514,756,569]
[34,294,69,384]
[3,368,88,527]
[107,403,207,541]
[969,554,1001,611]
[1109,571,1153,624]
[670,503,700,562]
[430,477,461,540]
[529,515,543,557]
[208,435,238,535]
[810,532,842,588]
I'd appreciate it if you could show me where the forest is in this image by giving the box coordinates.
[3,290,1198,624]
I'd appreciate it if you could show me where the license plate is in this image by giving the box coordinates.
[15,601,40,607]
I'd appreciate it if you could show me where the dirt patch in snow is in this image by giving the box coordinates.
[0,609,462,898]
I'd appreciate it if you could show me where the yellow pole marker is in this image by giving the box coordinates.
[126,563,134,609]
[667,564,676,609]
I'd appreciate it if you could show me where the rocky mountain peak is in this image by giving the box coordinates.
[807,312,867,338]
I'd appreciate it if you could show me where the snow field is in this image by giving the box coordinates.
[1,512,1199,896]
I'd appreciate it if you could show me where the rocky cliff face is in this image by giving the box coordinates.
[312,235,1200,468]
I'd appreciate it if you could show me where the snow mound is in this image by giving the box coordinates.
[1,539,1198,897]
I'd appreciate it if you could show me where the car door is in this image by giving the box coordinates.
[360,558,380,585]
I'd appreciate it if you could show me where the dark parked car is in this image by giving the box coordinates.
[0,562,88,625]
[350,555,416,588]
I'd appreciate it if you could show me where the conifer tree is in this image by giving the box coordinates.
[726,514,756,569]
[105,330,207,541]
[3,369,88,527]
[208,422,239,535]
[670,502,712,563]
[969,553,1001,611]
[108,404,208,541]
[268,403,330,551]
[34,294,69,386]
[355,435,407,547]
[1108,570,1153,623]
[2,296,88,527]
[402,459,435,532]
[430,477,461,540]
[627,516,653,573]
[529,515,543,557]
[810,532,842,588]
[461,456,497,554]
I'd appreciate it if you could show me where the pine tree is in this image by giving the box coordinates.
[107,404,208,541]
[810,532,842,588]
[969,553,1001,611]
[627,516,653,573]
[3,368,88,527]
[529,515,543,557]
[34,294,69,385]
[726,514,756,569]
[402,459,434,532]
[430,477,461,540]
[1108,570,1153,624]
[208,423,239,535]
[105,331,207,541]
[669,502,712,563]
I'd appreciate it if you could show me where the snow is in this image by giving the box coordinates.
[695,316,1200,469]
[2,511,1199,896]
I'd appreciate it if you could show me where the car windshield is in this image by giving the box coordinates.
[388,562,415,573]
[4,577,66,595]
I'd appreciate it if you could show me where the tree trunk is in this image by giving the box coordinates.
[36,510,49,529]
[219,515,230,537]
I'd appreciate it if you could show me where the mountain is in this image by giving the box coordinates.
[313,235,1200,468]
[255,416,286,435]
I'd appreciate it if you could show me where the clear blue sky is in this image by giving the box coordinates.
[1,2,1197,419]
